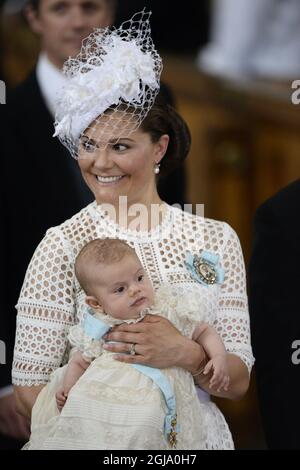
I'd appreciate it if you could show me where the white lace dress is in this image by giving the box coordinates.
[12,202,254,450]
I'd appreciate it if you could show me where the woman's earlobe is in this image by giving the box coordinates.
[156,134,169,162]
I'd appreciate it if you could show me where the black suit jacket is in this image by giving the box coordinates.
[1,70,186,390]
[249,179,300,449]
[1,72,94,390]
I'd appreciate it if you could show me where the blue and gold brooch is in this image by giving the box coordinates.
[185,251,225,286]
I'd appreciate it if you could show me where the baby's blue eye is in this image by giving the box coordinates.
[115,286,125,293]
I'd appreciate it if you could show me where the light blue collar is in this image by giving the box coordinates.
[83,312,111,339]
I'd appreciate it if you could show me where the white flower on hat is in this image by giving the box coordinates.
[53,10,162,159]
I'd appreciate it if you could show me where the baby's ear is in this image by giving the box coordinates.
[85,296,104,313]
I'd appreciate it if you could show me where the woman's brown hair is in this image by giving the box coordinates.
[140,92,191,177]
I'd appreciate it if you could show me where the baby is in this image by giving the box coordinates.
[56,238,229,413]
[27,238,230,450]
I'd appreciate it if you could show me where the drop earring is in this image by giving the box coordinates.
[154,163,160,175]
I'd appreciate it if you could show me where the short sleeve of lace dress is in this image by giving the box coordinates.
[12,227,75,386]
[214,223,255,374]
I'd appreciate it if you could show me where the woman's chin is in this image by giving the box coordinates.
[93,177,129,204]
[95,193,123,206]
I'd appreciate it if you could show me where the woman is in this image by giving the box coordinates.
[12,11,254,449]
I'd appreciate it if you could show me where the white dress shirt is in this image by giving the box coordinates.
[36,53,68,117]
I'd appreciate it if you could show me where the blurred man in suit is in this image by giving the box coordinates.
[1,0,116,449]
[1,0,186,448]
[249,179,300,449]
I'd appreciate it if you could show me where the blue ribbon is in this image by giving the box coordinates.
[132,364,180,445]
[83,310,111,340]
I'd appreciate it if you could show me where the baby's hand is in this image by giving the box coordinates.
[203,355,230,392]
[56,388,68,412]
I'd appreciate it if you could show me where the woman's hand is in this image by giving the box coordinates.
[103,314,205,371]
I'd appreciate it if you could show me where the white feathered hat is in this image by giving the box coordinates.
[53,10,162,159]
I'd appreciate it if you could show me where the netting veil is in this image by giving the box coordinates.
[53,10,163,159]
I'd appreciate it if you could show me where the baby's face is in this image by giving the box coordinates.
[90,254,154,319]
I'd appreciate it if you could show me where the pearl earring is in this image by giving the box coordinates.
[154,163,160,175]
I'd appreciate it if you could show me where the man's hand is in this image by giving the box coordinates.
[0,392,30,441]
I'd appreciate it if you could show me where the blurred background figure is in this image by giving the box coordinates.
[249,179,300,449]
[0,0,116,450]
[0,0,211,87]
[197,0,300,81]
[115,0,210,55]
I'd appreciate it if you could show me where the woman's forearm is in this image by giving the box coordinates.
[14,385,45,419]
[195,353,250,400]
[175,337,207,375]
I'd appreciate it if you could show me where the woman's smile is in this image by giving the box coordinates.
[95,175,126,186]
